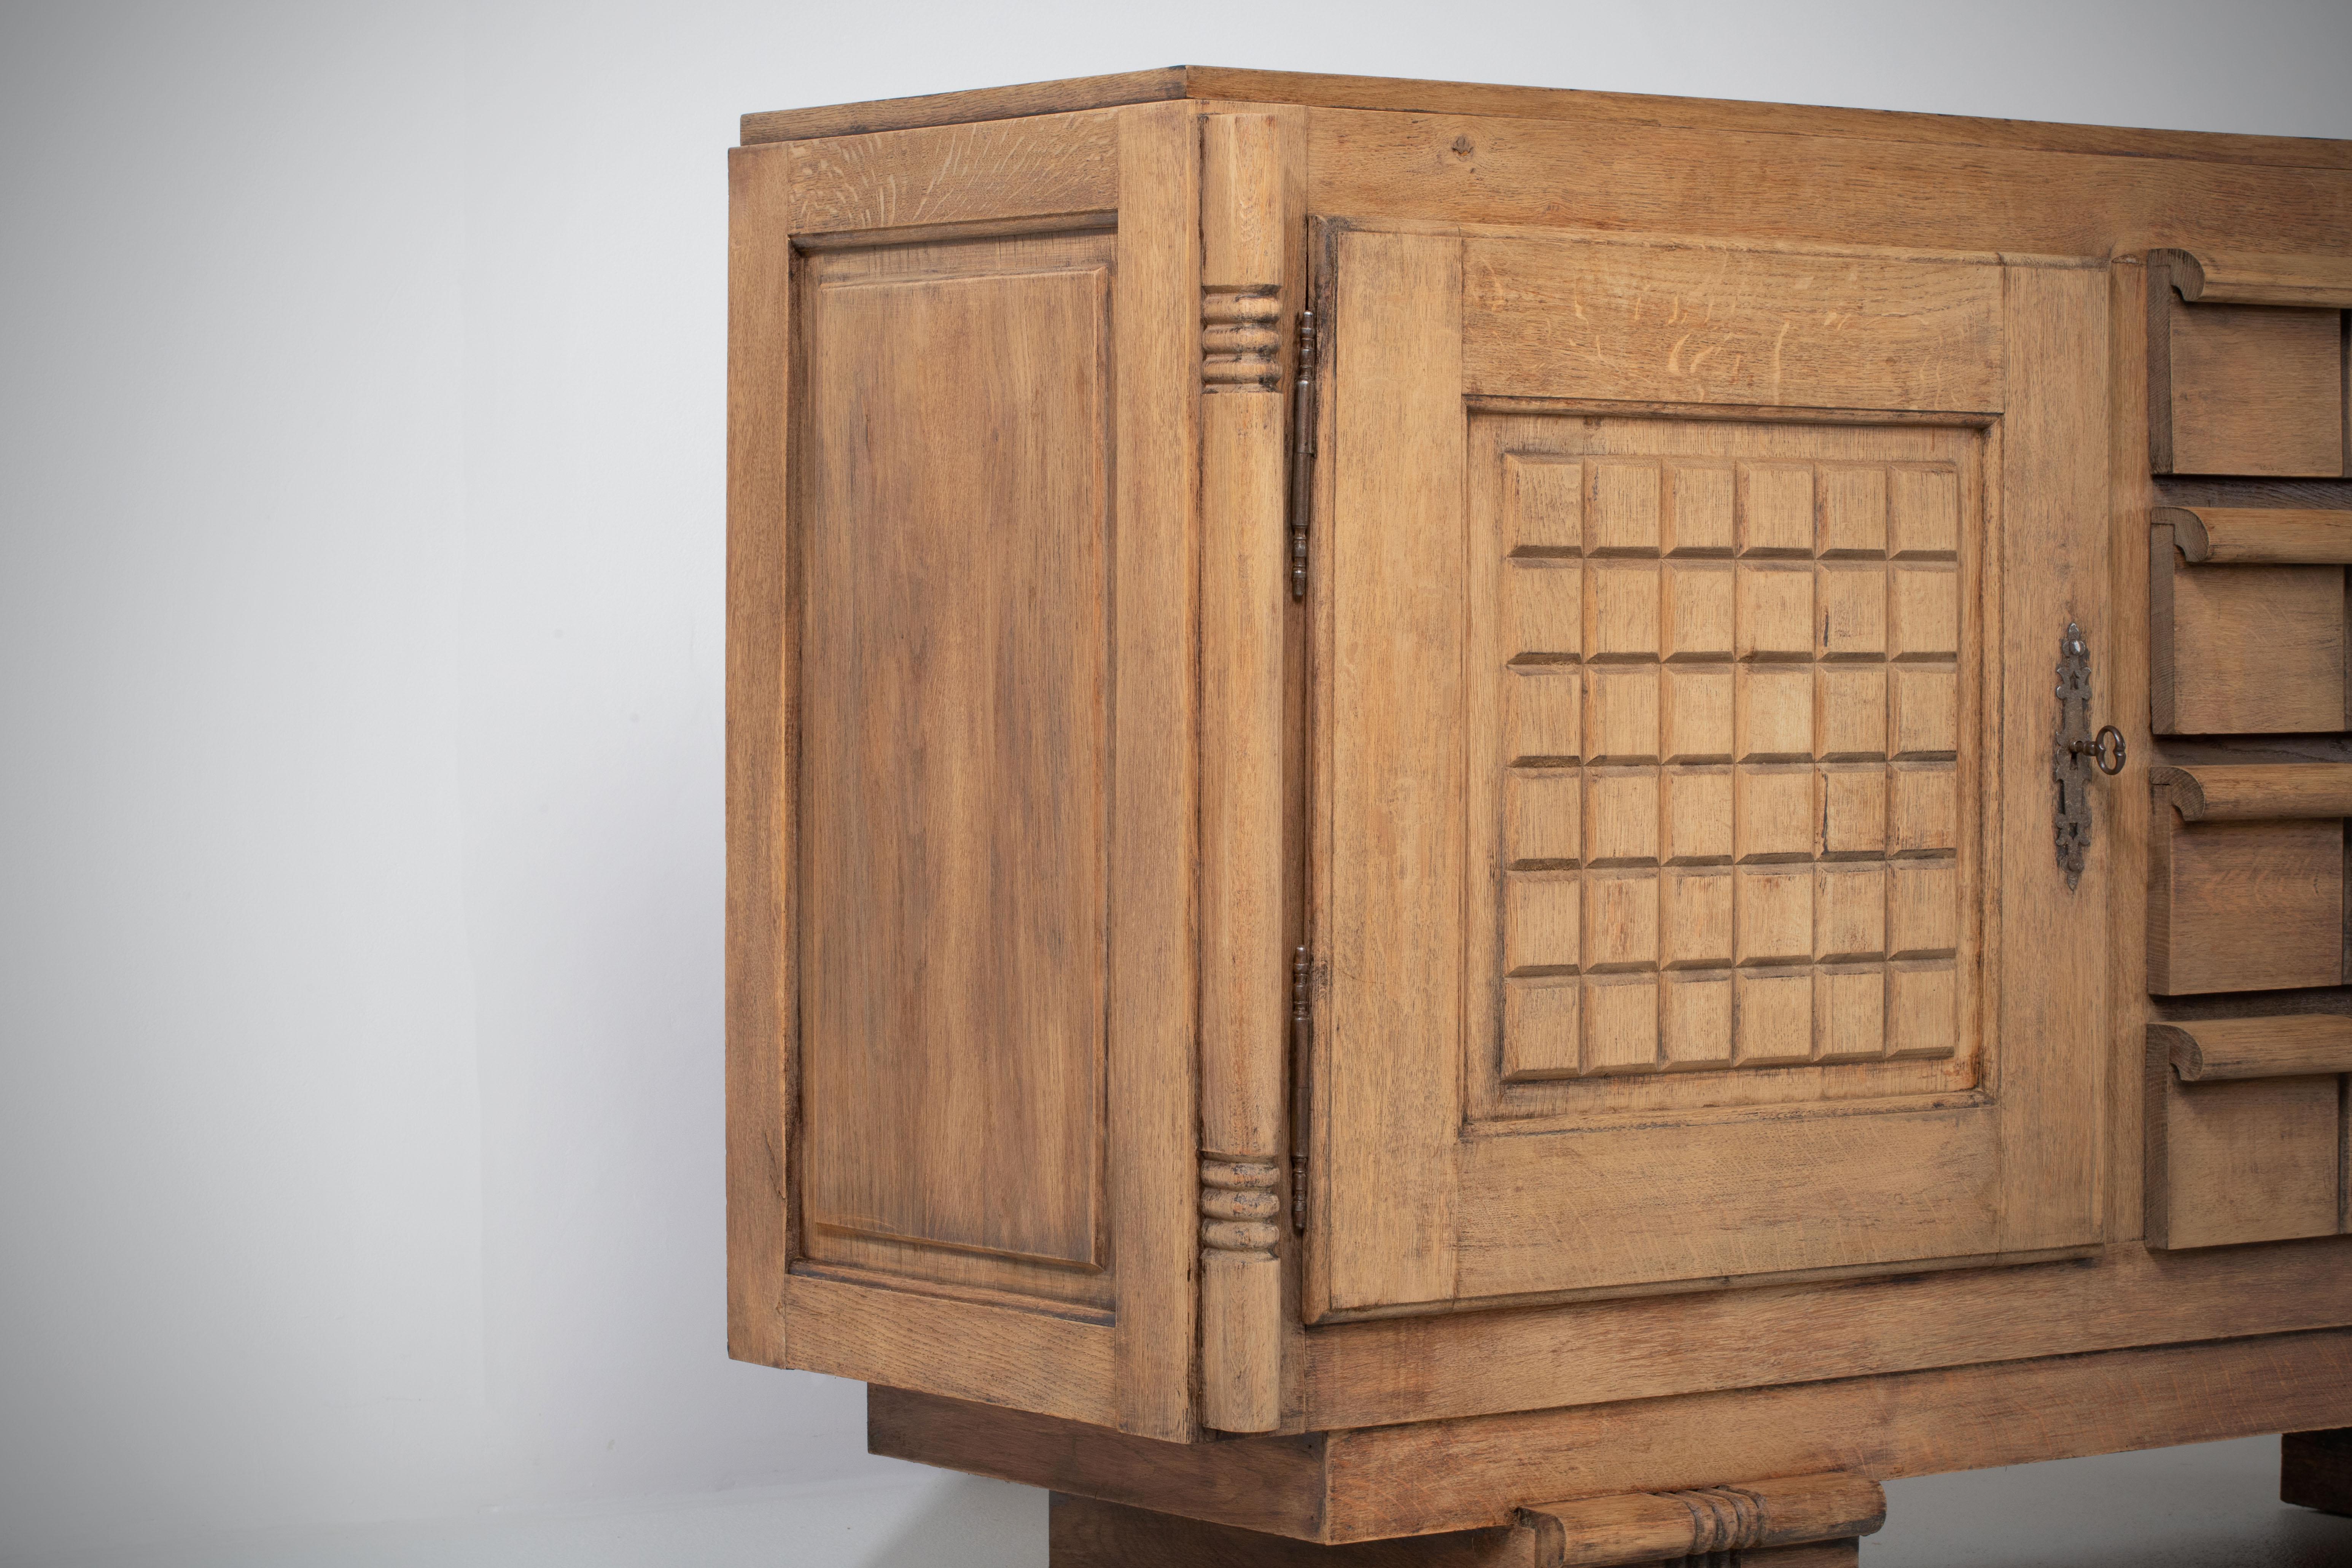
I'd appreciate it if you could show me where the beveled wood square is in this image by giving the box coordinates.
[1586,666,1661,764]
[1737,562,1817,660]
[1661,868,1735,968]
[1816,666,1890,761]
[1505,767,1582,866]
[1508,664,1582,763]
[1666,463,1736,555]
[1590,460,1663,552]
[1585,974,1663,1073]
[1818,465,1889,557]
[1740,463,1816,556]
[1507,454,1584,554]
[1504,560,1582,659]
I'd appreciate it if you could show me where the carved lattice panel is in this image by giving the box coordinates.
[1467,415,1981,1117]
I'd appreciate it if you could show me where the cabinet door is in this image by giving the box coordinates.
[1306,224,2113,1320]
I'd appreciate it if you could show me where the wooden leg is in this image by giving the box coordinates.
[1048,1493,1865,1567]
[2283,1428,2352,1516]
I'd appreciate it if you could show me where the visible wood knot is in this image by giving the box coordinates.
[1202,286,1282,392]
[1451,135,1475,158]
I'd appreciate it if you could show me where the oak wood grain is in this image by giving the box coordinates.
[789,1274,1117,1426]
[1314,1330,2352,1541]
[1319,228,2105,1318]
[1049,1494,1534,1568]
[2148,815,2344,994]
[870,1386,1330,1540]
[1309,110,2352,263]
[2151,763,2352,821]
[879,1331,2352,1543]
[797,234,1113,1295]
[1519,1472,1882,1566]
[1993,264,2112,1253]
[725,143,794,1371]
[1197,110,1294,1436]
[2147,546,2346,734]
[1109,100,1204,1441]
[2156,292,2346,478]
[2105,262,2154,1250]
[2150,248,2352,308]
[2153,1015,2352,1080]
[2144,1046,2341,1250]
[1312,227,1466,1320]
[2155,506,2352,563]
[1300,1239,2352,1429]
[788,111,1118,235]
[746,68,2352,174]
[1459,234,2003,412]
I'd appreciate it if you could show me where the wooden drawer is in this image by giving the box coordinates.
[2148,508,2352,734]
[2145,1015,2352,1250]
[2147,249,2350,478]
[2148,764,2352,994]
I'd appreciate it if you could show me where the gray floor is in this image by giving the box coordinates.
[22,1437,2352,1567]
[1876,1438,2352,1566]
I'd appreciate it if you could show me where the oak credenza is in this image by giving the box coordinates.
[726,67,2352,1565]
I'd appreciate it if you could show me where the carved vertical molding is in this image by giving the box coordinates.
[1203,289,1283,391]
[1200,1157,1284,1258]
[1197,111,1294,1435]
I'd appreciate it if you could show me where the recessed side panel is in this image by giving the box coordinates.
[798,231,1116,1311]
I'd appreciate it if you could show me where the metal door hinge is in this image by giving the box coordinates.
[1287,312,1318,602]
[1289,945,1311,1232]
[2053,620,2127,890]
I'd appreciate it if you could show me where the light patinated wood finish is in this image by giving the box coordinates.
[1107,100,1208,1440]
[2148,813,2344,995]
[2146,533,2345,734]
[2151,764,2352,821]
[2155,1015,2352,1080]
[877,1327,2352,1543]
[1299,1239,2352,1429]
[2155,506,2352,564]
[2145,1048,2342,1250]
[1312,227,2106,1321]
[726,143,794,1371]
[1198,110,1298,1434]
[2145,248,2349,478]
[745,68,2352,171]
[2156,249,2352,308]
[797,228,1115,1305]
[1518,1472,1882,1566]
[730,69,2352,1560]
[1047,1479,1876,1568]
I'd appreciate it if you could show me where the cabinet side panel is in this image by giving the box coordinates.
[799,232,1115,1305]
[726,143,794,1369]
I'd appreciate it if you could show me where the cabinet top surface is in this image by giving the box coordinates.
[740,64,2352,169]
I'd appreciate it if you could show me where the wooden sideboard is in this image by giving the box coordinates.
[726,67,2352,1563]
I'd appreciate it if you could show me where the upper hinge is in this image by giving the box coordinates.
[1287,310,1318,602]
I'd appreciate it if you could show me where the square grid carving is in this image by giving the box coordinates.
[1495,452,1962,1081]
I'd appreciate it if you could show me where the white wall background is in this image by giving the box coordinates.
[3,3,2350,1565]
